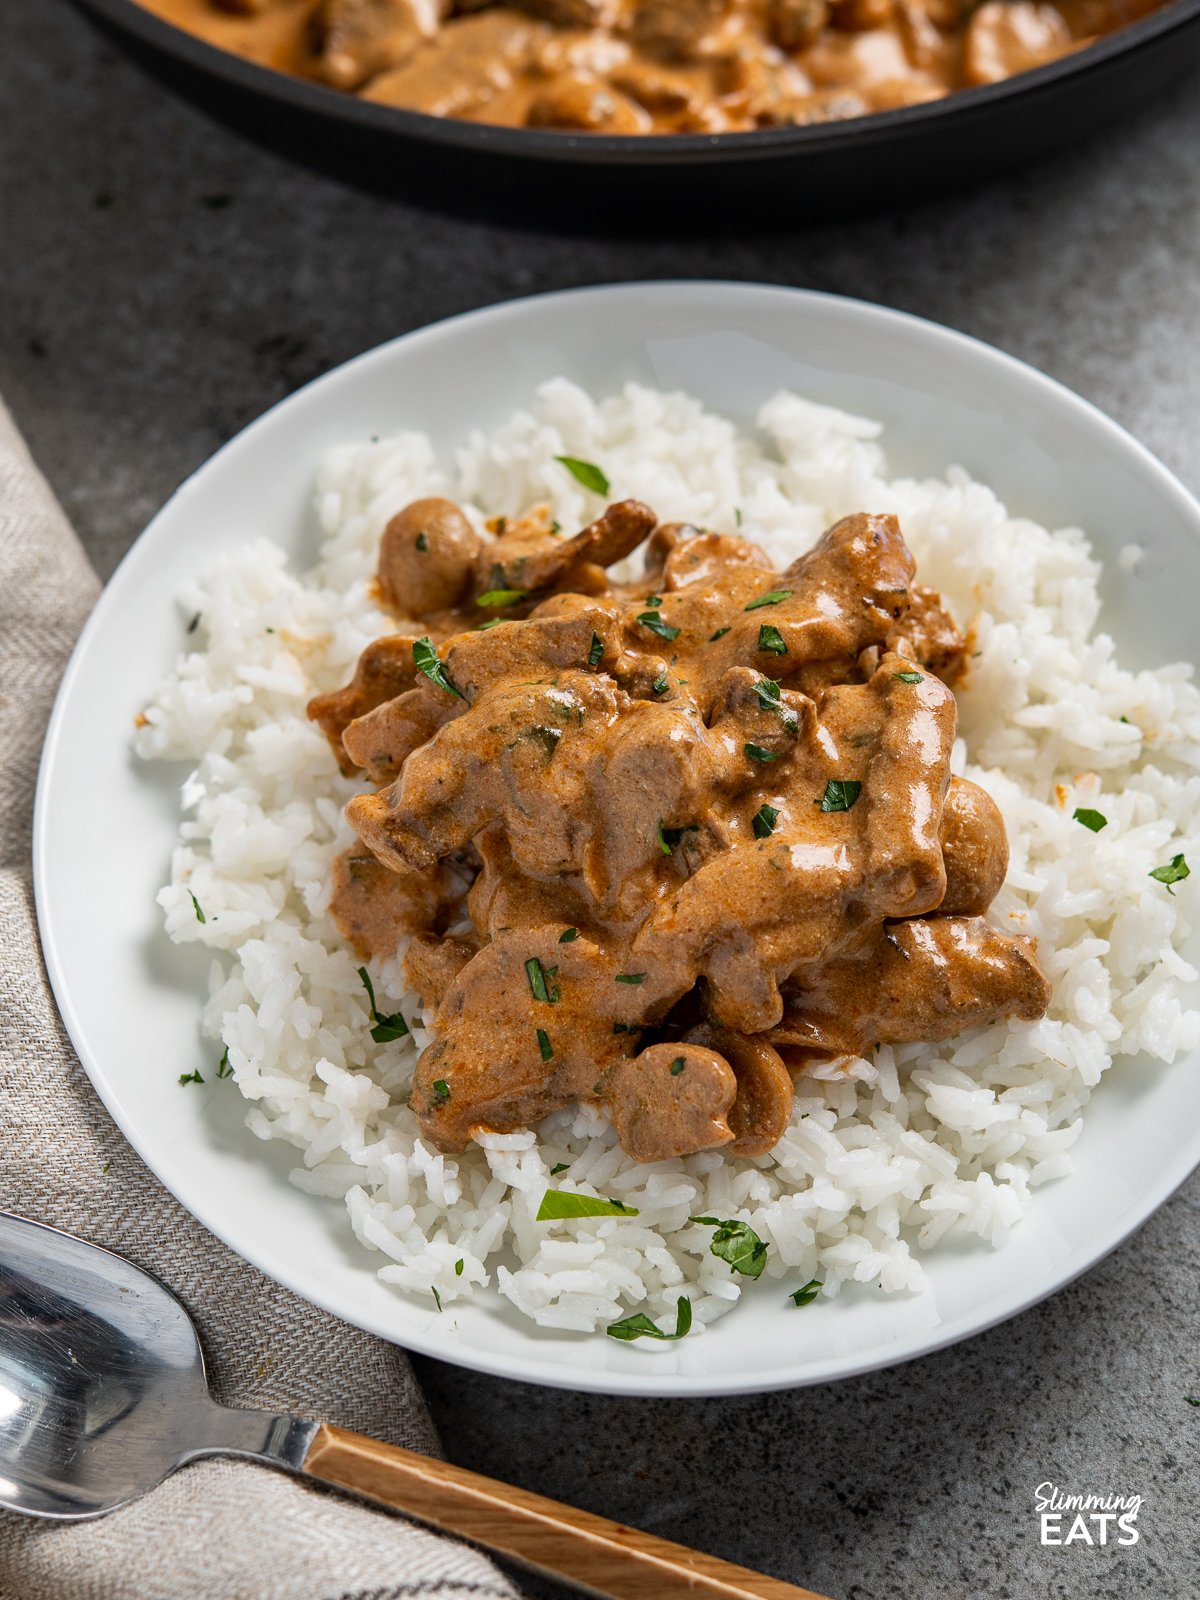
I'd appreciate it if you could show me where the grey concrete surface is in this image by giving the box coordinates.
[4,4,1199,1597]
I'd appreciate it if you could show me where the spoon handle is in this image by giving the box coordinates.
[303,1423,830,1600]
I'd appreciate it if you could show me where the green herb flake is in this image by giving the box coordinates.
[755,677,782,712]
[658,819,674,856]
[652,667,670,697]
[1074,807,1108,833]
[819,779,863,813]
[645,595,663,607]
[415,531,428,552]
[430,1079,451,1106]
[607,1296,692,1342]
[525,956,559,1003]
[615,972,646,985]
[669,1056,686,1076]
[178,1070,204,1087]
[358,966,410,1042]
[757,623,788,657]
[753,803,780,839]
[537,1027,554,1062]
[745,743,778,763]
[216,1048,233,1080]
[189,891,206,925]
[432,1287,443,1312]
[893,670,924,685]
[588,632,604,668]
[412,636,466,700]
[550,1163,570,1175]
[101,1160,111,1174]
[559,927,579,943]
[637,611,682,642]
[789,1278,823,1307]
[455,1258,464,1277]
[555,455,610,496]
[1185,1396,1200,1407]
[690,1216,768,1279]
[709,627,731,642]
[613,1022,634,1034]
[478,588,528,608]
[1150,853,1190,893]
[745,589,793,612]
[735,508,743,527]
[476,619,506,630]
[537,1190,639,1220]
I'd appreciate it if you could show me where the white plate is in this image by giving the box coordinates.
[35,282,1200,1397]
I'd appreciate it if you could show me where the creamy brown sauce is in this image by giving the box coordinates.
[134,0,1167,133]
[309,494,1051,1163]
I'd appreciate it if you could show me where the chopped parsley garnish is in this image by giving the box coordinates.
[757,623,788,656]
[637,610,681,642]
[645,595,663,607]
[613,1022,635,1033]
[476,619,506,630]
[413,636,465,700]
[755,677,782,711]
[753,803,780,839]
[525,956,559,1003]
[745,589,793,611]
[550,1162,570,1175]
[789,1278,823,1307]
[709,627,731,642]
[893,670,924,684]
[819,779,862,812]
[559,927,579,943]
[1074,807,1108,833]
[669,1056,686,1076]
[652,667,670,696]
[358,966,410,1042]
[432,1079,451,1104]
[606,1296,692,1342]
[178,1070,204,1086]
[690,1216,768,1278]
[216,1048,233,1079]
[745,743,777,763]
[455,1258,464,1276]
[735,507,743,527]
[537,1190,639,1220]
[1150,853,1190,892]
[478,588,528,607]
[658,819,674,856]
[588,631,604,668]
[187,612,201,634]
[415,531,428,552]
[615,972,646,985]
[555,455,610,496]
[432,1287,443,1312]
[1185,1396,1200,1407]
[189,891,206,924]
[537,1028,554,1062]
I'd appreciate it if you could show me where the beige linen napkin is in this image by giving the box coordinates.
[0,399,521,1600]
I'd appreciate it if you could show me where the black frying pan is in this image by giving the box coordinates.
[71,0,1200,227]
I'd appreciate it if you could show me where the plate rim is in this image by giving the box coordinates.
[33,280,1200,1396]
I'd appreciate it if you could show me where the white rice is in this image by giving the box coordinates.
[135,378,1200,1337]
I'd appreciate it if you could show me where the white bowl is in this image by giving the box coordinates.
[35,282,1200,1397]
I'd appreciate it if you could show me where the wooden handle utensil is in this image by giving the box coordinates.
[304,1424,832,1600]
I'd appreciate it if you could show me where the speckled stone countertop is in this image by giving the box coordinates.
[5,5,1199,1595]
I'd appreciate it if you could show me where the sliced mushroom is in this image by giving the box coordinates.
[604,1042,736,1162]
[378,497,483,617]
[684,1024,794,1155]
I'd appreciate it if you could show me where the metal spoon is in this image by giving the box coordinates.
[0,1211,828,1600]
